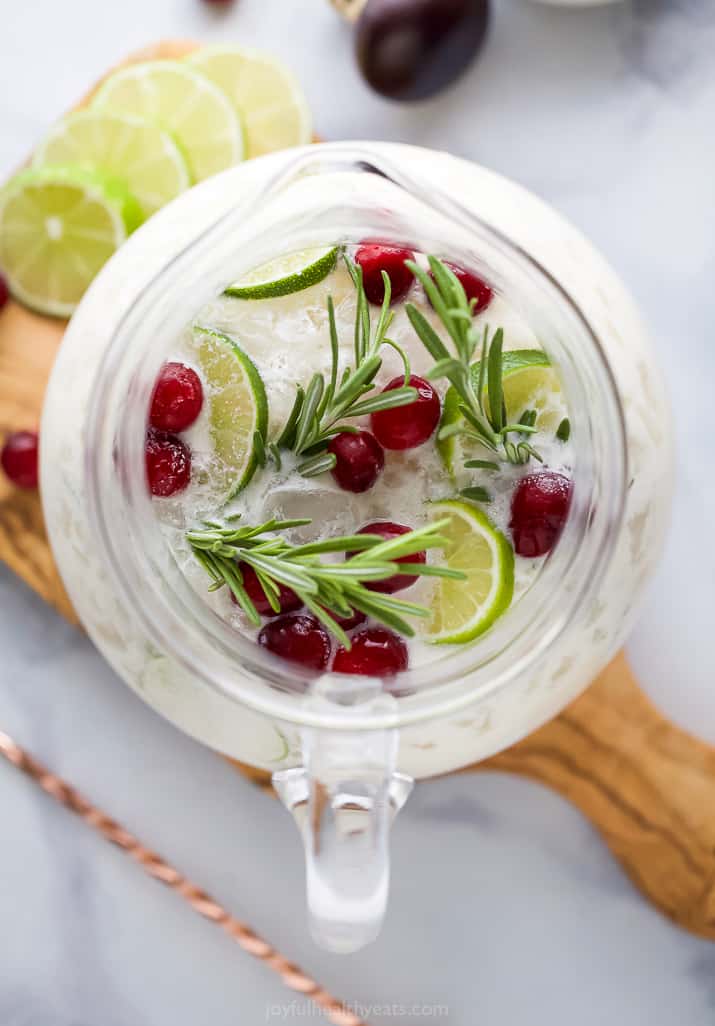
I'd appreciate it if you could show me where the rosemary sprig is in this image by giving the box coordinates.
[187,516,464,648]
[276,256,417,476]
[405,256,543,468]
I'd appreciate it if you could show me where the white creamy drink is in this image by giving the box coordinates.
[40,144,673,779]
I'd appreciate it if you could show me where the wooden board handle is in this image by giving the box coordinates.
[480,653,715,940]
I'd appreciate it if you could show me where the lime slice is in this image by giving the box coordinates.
[188,46,311,158]
[195,327,268,499]
[33,111,190,218]
[424,500,514,645]
[225,246,338,299]
[92,61,244,182]
[0,166,142,317]
[438,350,562,476]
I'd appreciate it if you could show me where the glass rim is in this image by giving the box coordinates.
[84,142,628,731]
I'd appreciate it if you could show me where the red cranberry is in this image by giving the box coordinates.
[354,244,415,305]
[328,430,384,493]
[431,261,493,315]
[258,614,331,671]
[150,362,203,433]
[145,431,191,497]
[333,627,408,677]
[232,563,302,617]
[510,471,572,558]
[1,430,39,489]
[371,375,440,450]
[352,521,426,594]
[0,273,9,311]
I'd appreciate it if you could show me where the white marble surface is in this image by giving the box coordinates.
[1,1,714,1022]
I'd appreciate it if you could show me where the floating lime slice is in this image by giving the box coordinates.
[33,110,190,218]
[438,350,562,476]
[93,61,244,182]
[424,499,514,645]
[0,166,142,317]
[224,246,338,300]
[195,327,268,499]
[188,46,311,158]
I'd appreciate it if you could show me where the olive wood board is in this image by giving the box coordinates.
[0,41,713,945]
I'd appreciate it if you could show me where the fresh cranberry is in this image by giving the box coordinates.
[354,244,415,305]
[328,430,384,493]
[258,614,331,671]
[510,471,572,558]
[371,375,440,450]
[0,273,9,311]
[1,430,39,489]
[232,563,302,617]
[150,362,203,433]
[145,431,191,497]
[333,627,408,677]
[351,521,426,594]
[431,261,493,315]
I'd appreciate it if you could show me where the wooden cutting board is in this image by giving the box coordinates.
[1,42,713,945]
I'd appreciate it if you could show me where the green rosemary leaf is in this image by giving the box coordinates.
[487,328,505,432]
[427,357,464,380]
[253,429,267,469]
[296,451,337,478]
[464,459,500,470]
[405,303,450,362]
[240,552,318,594]
[293,373,325,453]
[302,596,351,650]
[346,386,418,418]
[330,353,381,413]
[373,271,393,347]
[460,486,492,503]
[275,385,305,449]
[557,417,571,442]
[501,423,538,436]
[519,408,538,429]
[289,535,381,557]
[393,563,467,580]
[476,324,489,413]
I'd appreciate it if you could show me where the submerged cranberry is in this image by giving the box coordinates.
[333,627,408,677]
[328,430,384,493]
[431,261,493,314]
[371,374,440,450]
[0,273,9,311]
[258,614,331,671]
[150,362,203,433]
[353,521,426,594]
[145,431,191,497]
[510,471,572,557]
[354,244,415,305]
[1,430,39,489]
[232,563,302,617]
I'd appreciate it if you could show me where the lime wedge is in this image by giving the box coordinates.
[92,61,244,182]
[33,110,190,218]
[225,246,338,299]
[187,46,311,158]
[438,350,562,476]
[424,500,514,645]
[0,166,143,317]
[195,327,268,499]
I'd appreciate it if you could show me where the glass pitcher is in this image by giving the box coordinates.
[40,143,672,953]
